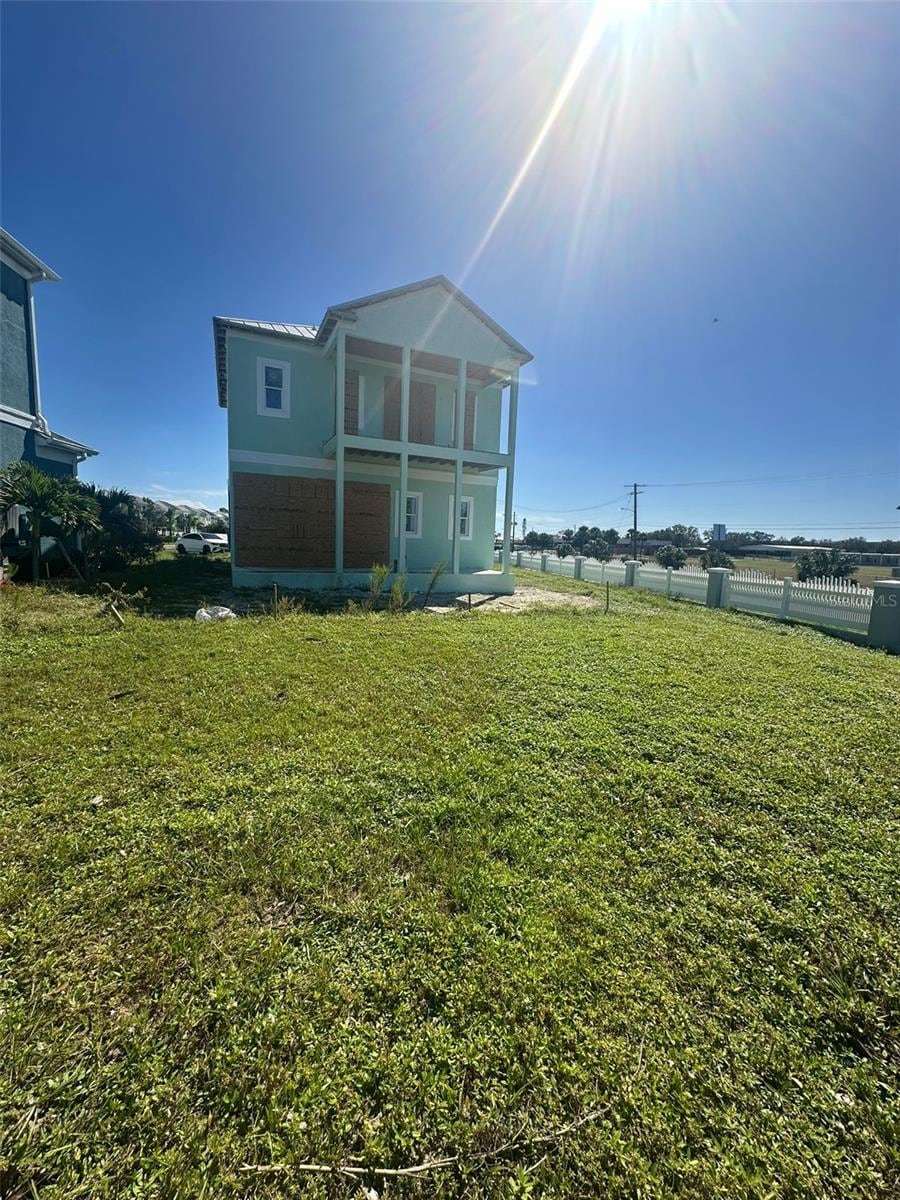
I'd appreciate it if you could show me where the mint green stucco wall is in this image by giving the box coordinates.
[228,457,497,574]
[224,286,513,587]
[226,333,503,455]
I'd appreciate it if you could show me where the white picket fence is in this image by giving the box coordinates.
[501,551,877,638]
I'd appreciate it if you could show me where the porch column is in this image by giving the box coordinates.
[452,357,467,576]
[398,347,411,573]
[335,326,346,580]
[501,367,519,574]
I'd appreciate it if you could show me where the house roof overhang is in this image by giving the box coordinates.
[314,275,533,364]
[213,277,531,408]
[0,228,61,282]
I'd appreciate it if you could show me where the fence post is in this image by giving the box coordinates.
[624,559,639,587]
[666,566,673,597]
[706,567,732,608]
[600,562,606,586]
[515,550,523,568]
[574,555,585,580]
[867,580,900,653]
[540,553,548,573]
[780,577,793,618]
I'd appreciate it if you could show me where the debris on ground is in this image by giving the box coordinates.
[195,606,238,622]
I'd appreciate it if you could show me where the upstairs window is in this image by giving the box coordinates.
[256,358,291,418]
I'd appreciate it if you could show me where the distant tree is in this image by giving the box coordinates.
[524,530,541,550]
[78,484,164,572]
[655,545,688,569]
[571,524,591,551]
[556,542,573,559]
[536,532,554,551]
[559,528,575,544]
[700,548,735,570]
[669,524,699,548]
[795,548,857,582]
[584,539,610,561]
[0,462,100,582]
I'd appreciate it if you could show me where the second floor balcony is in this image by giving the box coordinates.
[322,334,516,470]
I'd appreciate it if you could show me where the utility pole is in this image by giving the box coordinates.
[625,483,646,560]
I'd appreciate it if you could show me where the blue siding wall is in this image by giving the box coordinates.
[0,263,35,417]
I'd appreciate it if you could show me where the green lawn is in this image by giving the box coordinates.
[2,568,898,1198]
[684,556,892,590]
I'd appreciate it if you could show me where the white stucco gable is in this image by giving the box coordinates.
[317,276,531,371]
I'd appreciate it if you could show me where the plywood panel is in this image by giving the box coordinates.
[233,472,335,569]
[344,481,391,569]
[384,376,401,440]
[409,380,436,445]
[344,368,359,435]
[232,472,390,573]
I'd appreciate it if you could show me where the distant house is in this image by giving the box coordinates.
[1,229,97,479]
[214,276,529,593]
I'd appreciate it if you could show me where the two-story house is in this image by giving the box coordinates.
[214,277,529,594]
[1,228,97,478]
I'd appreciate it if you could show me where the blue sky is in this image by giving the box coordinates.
[3,1,898,538]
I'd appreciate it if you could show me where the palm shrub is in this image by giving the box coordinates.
[77,484,163,572]
[583,539,610,561]
[0,462,100,582]
[700,548,735,570]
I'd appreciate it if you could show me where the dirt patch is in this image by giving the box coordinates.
[424,587,602,615]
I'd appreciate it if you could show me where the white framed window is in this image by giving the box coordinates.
[256,357,291,418]
[448,495,474,541]
[394,490,423,538]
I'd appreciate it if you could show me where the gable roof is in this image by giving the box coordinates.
[213,277,531,407]
[314,276,532,363]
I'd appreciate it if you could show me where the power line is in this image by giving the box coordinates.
[642,469,898,489]
[515,492,627,515]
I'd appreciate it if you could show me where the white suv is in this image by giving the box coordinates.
[175,532,229,556]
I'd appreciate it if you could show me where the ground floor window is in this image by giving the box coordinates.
[448,495,473,540]
[394,490,422,538]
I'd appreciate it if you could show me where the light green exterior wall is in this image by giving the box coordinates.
[224,285,516,589]
[228,457,498,576]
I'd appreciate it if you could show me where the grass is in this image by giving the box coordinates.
[684,556,891,589]
[1,565,899,1198]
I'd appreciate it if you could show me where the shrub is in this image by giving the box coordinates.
[700,548,735,570]
[795,548,857,582]
[655,545,688,569]
[388,573,414,613]
[364,563,390,611]
[583,539,610,561]
[424,561,446,605]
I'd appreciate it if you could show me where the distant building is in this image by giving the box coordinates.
[739,543,900,567]
[1,228,97,478]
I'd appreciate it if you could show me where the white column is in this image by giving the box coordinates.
[501,368,519,574]
[335,326,346,579]
[452,358,466,576]
[398,347,410,573]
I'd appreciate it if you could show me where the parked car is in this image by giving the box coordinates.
[175,532,229,555]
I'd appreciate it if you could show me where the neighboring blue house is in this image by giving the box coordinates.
[1,228,97,479]
[214,276,529,594]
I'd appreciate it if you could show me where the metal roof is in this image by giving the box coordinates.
[0,228,60,282]
[213,278,532,408]
[213,317,319,407]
